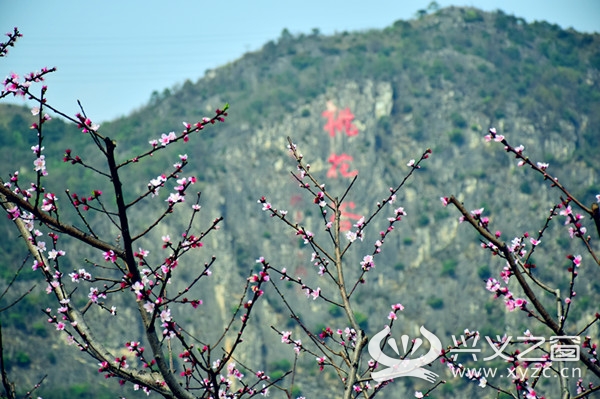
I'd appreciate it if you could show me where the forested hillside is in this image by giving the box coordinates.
[1,6,599,398]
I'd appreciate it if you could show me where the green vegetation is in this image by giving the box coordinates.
[394,262,405,271]
[14,351,31,367]
[427,297,445,309]
[354,312,369,330]
[42,384,119,399]
[441,259,458,278]
[448,129,466,146]
[450,112,467,128]
[269,359,292,380]
[417,214,430,227]
[328,304,343,317]
[478,265,492,280]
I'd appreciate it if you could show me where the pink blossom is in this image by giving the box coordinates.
[103,250,117,263]
[160,308,172,323]
[559,205,573,217]
[360,255,375,271]
[302,231,314,244]
[470,208,484,217]
[41,193,58,212]
[500,267,511,283]
[35,240,46,252]
[525,388,538,399]
[388,311,397,320]
[440,197,449,206]
[312,287,320,299]
[486,278,500,292]
[316,356,326,371]
[33,155,47,174]
[132,281,144,296]
[166,192,184,204]
[98,361,109,373]
[31,144,44,155]
[506,297,527,312]
[505,299,516,311]
[147,174,167,197]
[354,216,365,228]
[46,280,59,294]
[159,131,177,146]
[305,287,320,300]
[391,303,404,311]
[346,231,358,242]
[394,207,406,216]
[48,249,65,260]
[88,287,104,303]
[484,127,504,142]
[143,301,155,313]
[281,331,292,344]
[7,207,20,220]
[568,226,587,238]
[135,248,149,258]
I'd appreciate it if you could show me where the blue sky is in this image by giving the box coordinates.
[2,1,599,123]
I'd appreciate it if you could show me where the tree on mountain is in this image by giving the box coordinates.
[427,2,440,12]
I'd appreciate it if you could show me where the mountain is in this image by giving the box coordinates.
[1,6,599,398]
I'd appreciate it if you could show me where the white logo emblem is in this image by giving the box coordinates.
[368,325,442,383]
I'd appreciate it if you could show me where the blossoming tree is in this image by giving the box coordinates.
[1,28,272,399]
